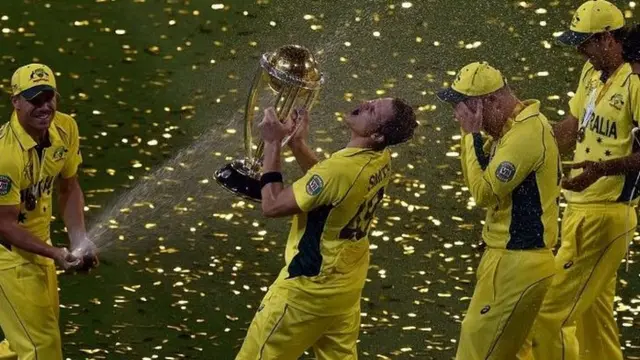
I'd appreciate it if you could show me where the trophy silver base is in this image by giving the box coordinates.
[214,160,262,202]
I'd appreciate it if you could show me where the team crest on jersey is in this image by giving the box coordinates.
[306,174,324,196]
[52,146,67,161]
[609,94,624,110]
[495,161,516,183]
[0,176,11,196]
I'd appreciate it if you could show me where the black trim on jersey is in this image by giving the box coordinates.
[286,205,332,279]
[507,172,546,250]
[0,238,10,251]
[617,71,640,202]
[472,133,489,170]
[617,128,640,202]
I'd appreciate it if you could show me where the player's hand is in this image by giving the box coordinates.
[71,239,100,272]
[288,108,310,147]
[259,107,293,144]
[454,99,483,133]
[52,247,82,270]
[561,160,604,192]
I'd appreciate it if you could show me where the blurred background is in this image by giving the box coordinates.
[0,0,639,359]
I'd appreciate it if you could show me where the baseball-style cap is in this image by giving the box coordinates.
[557,0,625,47]
[11,63,57,100]
[436,62,506,104]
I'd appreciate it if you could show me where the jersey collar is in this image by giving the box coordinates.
[499,99,541,137]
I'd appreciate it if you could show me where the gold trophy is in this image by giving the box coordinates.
[214,44,325,201]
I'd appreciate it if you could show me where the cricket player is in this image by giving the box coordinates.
[0,63,98,360]
[524,2,640,359]
[235,98,417,360]
[436,62,561,359]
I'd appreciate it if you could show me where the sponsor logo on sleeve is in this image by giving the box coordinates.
[305,174,324,196]
[495,161,516,183]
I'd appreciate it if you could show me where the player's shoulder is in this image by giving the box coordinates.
[52,111,79,134]
[310,148,379,186]
[508,106,550,148]
[327,148,386,173]
[0,125,24,172]
[0,121,11,144]
[0,121,20,153]
[578,61,596,82]
[625,64,640,87]
[512,100,548,128]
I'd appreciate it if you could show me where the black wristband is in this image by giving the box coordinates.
[260,172,283,188]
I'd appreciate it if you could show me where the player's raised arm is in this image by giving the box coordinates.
[259,107,302,218]
[288,108,320,173]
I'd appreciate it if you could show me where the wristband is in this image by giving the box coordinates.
[260,172,283,188]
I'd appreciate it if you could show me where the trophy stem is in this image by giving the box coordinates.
[244,68,265,161]
[253,85,300,160]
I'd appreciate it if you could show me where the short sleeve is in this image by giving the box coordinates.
[569,62,593,119]
[0,155,23,206]
[482,125,544,199]
[60,116,83,179]
[460,120,544,207]
[292,157,349,212]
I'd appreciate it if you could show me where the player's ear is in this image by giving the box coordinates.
[370,132,384,146]
[11,96,21,110]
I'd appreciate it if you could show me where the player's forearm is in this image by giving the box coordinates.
[289,140,319,173]
[598,152,640,176]
[460,133,494,207]
[59,184,87,247]
[261,141,284,215]
[552,115,578,155]
[0,222,58,259]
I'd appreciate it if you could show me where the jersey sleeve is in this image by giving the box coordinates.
[460,122,544,207]
[568,61,593,119]
[0,152,23,206]
[60,116,83,179]
[292,157,350,212]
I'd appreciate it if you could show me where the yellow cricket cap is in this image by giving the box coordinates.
[558,0,625,46]
[11,63,57,100]
[436,62,506,104]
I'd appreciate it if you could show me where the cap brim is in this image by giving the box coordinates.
[557,30,593,46]
[20,85,55,101]
[436,87,468,104]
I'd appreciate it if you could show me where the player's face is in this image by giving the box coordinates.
[347,98,395,139]
[12,90,57,132]
[577,34,612,71]
[464,95,504,137]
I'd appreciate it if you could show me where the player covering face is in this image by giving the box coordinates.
[437,61,561,360]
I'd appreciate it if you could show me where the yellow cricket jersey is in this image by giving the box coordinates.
[0,111,83,270]
[460,100,561,250]
[270,147,392,316]
[567,61,640,204]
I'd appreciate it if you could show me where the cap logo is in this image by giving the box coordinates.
[454,72,462,85]
[30,68,50,83]
[571,15,580,27]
